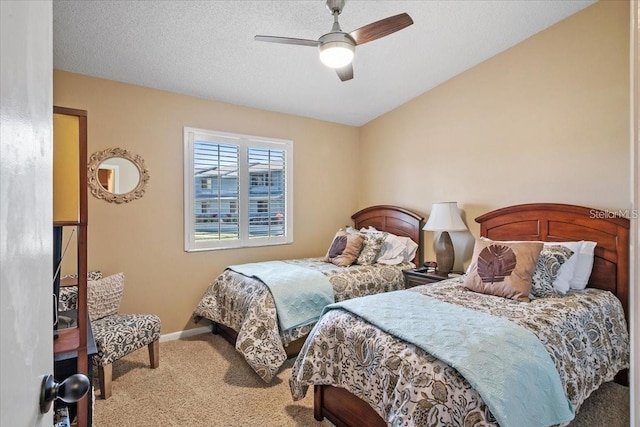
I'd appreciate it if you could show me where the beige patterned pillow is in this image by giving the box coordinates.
[87,272,124,321]
[324,230,364,267]
[61,270,103,281]
[464,239,543,302]
[345,226,387,265]
[356,233,387,265]
[530,245,574,298]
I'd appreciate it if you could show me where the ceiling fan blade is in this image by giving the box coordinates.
[254,35,319,47]
[335,64,353,82]
[349,13,413,45]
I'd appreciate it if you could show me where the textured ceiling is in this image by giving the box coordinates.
[53,0,595,127]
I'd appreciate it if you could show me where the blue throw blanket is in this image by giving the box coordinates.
[228,261,334,332]
[324,291,574,427]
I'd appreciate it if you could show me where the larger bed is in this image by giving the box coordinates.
[193,205,424,382]
[290,203,630,427]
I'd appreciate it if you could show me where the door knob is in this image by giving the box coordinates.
[39,373,90,414]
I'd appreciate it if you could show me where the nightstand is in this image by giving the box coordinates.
[403,268,450,288]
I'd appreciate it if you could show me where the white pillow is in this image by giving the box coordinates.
[569,241,597,290]
[402,238,419,262]
[365,227,418,265]
[376,233,407,264]
[546,241,582,294]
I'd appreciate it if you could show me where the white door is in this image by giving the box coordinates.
[632,1,640,423]
[1,1,54,426]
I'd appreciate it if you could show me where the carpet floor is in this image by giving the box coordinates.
[92,333,629,426]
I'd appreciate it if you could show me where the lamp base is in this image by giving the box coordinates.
[434,231,454,275]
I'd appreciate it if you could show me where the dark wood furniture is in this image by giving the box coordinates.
[53,106,90,427]
[54,311,96,426]
[350,205,424,265]
[313,203,630,427]
[403,268,449,288]
[212,204,424,358]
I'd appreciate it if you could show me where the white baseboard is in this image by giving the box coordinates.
[159,325,211,342]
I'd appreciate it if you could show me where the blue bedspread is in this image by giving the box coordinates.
[228,261,334,332]
[324,291,574,427]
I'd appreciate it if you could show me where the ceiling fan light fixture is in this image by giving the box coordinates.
[255,1,413,81]
[319,41,354,69]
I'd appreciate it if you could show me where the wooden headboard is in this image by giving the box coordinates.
[475,203,630,318]
[351,205,424,265]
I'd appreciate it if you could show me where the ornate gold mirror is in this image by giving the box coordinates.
[88,148,149,204]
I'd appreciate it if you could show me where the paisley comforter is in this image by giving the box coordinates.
[290,277,630,426]
[193,257,412,382]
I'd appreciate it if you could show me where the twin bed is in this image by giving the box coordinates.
[193,202,629,426]
[290,203,630,427]
[193,205,424,382]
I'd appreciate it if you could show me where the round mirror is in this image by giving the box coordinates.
[88,148,149,204]
[97,157,140,195]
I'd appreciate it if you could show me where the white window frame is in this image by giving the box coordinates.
[184,127,293,251]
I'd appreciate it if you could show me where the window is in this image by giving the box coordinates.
[200,177,212,190]
[184,127,293,251]
[250,173,268,188]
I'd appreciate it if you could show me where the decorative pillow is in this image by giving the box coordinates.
[478,238,595,293]
[61,270,103,281]
[58,271,103,312]
[569,241,597,290]
[530,245,575,298]
[324,231,364,267]
[88,270,103,281]
[464,239,543,302]
[364,227,418,265]
[354,225,386,240]
[357,233,387,265]
[346,226,388,265]
[87,272,124,322]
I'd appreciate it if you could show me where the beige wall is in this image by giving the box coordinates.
[54,0,630,334]
[53,71,360,334]
[359,0,630,270]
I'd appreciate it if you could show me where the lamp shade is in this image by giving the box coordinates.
[423,202,467,232]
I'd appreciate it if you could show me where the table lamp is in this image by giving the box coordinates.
[423,202,467,275]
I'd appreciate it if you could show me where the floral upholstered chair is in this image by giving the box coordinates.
[86,272,161,399]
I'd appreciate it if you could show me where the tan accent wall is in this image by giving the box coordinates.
[53,71,360,333]
[54,0,629,334]
[359,0,630,271]
[53,113,80,222]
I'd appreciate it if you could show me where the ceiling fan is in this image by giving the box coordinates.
[255,0,413,82]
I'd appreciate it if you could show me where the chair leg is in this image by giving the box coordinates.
[98,364,113,399]
[148,340,159,369]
